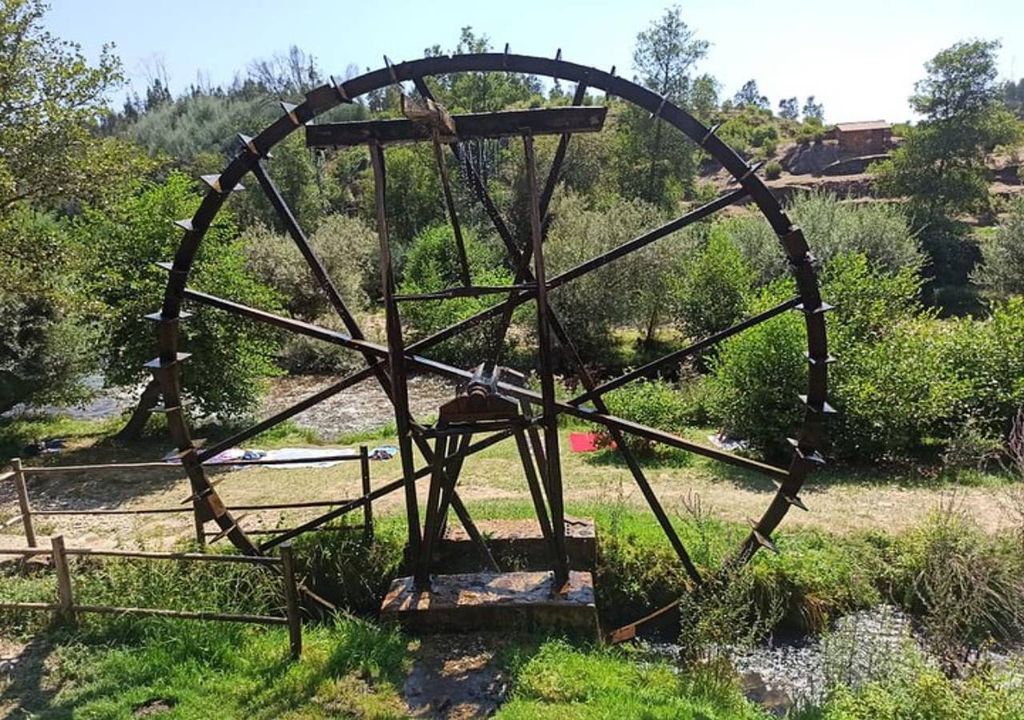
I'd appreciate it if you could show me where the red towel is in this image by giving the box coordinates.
[569,431,602,452]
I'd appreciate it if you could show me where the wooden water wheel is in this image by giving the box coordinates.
[150,51,831,636]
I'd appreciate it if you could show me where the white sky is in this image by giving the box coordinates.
[46,0,1023,124]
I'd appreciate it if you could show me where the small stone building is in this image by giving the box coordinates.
[833,121,892,155]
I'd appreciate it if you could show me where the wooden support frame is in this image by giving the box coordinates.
[306,106,607,148]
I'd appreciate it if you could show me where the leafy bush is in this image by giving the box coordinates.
[705,285,808,460]
[763,160,783,179]
[832,318,971,459]
[244,213,376,321]
[599,379,699,454]
[795,120,827,145]
[724,191,924,286]
[671,226,755,341]
[398,224,513,368]
[716,105,779,160]
[244,213,377,374]
[75,172,282,420]
[973,198,1024,299]
[703,248,1024,463]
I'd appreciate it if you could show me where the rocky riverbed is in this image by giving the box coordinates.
[4,374,457,439]
[646,605,1024,715]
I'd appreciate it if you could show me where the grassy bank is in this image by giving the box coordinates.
[3,498,1024,717]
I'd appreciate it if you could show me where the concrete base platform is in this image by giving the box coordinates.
[437,517,596,572]
[380,570,598,636]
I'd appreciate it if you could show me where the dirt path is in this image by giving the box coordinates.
[1,428,1018,550]
[262,374,455,438]
[404,635,512,719]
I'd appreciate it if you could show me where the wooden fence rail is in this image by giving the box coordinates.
[0,536,304,659]
[1,445,374,550]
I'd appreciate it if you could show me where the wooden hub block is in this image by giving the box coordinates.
[380,570,598,636]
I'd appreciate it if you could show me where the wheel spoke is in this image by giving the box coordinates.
[183,287,788,482]
[571,296,803,406]
[249,161,370,343]
[380,186,753,368]
[369,141,422,555]
[430,133,472,286]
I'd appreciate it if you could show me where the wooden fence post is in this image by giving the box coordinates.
[360,446,373,543]
[51,535,75,624]
[12,459,36,548]
[280,542,302,660]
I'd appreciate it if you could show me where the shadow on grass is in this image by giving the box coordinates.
[0,634,66,719]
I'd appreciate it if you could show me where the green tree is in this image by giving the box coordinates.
[0,0,154,412]
[74,173,281,439]
[778,97,799,121]
[0,209,97,413]
[545,191,683,359]
[873,40,1021,223]
[633,5,709,102]
[802,96,824,122]
[629,5,712,206]
[0,0,149,215]
[733,80,769,110]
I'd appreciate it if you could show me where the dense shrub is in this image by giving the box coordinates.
[832,318,969,459]
[763,159,783,179]
[545,191,693,356]
[706,247,1024,462]
[671,226,755,341]
[705,284,808,459]
[599,379,699,454]
[973,198,1024,299]
[724,192,924,285]
[244,213,376,320]
[717,106,779,160]
[398,224,513,368]
[243,213,381,374]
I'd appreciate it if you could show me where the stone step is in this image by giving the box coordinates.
[436,517,596,572]
[380,570,598,636]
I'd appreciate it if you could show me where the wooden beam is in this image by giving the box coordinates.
[306,106,607,148]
